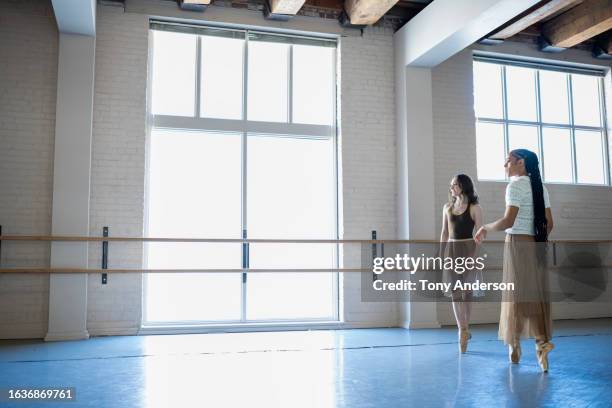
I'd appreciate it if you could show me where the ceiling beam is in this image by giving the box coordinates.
[51,0,96,36]
[344,0,400,25]
[177,0,210,11]
[490,0,583,39]
[542,0,612,48]
[270,0,307,14]
[395,0,541,67]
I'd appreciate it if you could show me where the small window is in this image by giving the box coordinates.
[247,41,290,122]
[539,70,569,125]
[473,59,609,185]
[542,127,572,183]
[476,122,505,180]
[151,31,197,116]
[505,66,537,122]
[200,35,244,120]
[473,62,503,119]
[575,130,605,184]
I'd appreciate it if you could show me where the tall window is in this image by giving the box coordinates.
[145,23,338,325]
[473,57,610,185]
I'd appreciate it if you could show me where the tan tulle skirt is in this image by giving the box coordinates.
[442,239,485,299]
[498,234,552,345]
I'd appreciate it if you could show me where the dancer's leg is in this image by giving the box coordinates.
[453,291,472,353]
[462,291,473,326]
[452,291,472,329]
[452,298,465,329]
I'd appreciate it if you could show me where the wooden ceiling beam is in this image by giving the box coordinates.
[542,0,612,48]
[177,0,211,11]
[490,0,583,39]
[270,0,307,14]
[344,0,400,25]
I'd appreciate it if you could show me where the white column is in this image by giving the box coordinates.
[395,59,440,329]
[45,33,96,341]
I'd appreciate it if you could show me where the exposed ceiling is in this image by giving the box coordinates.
[484,0,612,57]
[104,0,612,57]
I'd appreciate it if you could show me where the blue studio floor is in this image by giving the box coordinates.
[1,318,611,408]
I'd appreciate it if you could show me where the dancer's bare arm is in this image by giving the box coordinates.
[545,208,554,235]
[474,206,518,243]
[440,204,449,242]
[471,204,483,233]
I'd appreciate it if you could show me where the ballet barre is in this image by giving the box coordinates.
[0,227,610,279]
[0,235,610,244]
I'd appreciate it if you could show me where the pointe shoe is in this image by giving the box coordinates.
[509,341,521,364]
[459,329,471,353]
[536,341,554,372]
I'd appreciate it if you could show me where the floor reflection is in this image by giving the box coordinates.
[0,319,611,407]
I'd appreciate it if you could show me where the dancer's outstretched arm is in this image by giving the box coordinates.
[474,205,518,244]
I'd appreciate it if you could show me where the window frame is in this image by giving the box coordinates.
[473,56,610,186]
[144,21,341,326]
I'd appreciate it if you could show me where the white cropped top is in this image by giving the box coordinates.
[505,176,551,235]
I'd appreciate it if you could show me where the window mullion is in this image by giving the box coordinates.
[568,74,578,184]
[241,32,249,323]
[535,70,545,181]
[195,36,202,118]
[288,44,293,124]
[501,65,509,180]
[598,77,611,186]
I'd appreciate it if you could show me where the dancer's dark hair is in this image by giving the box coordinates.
[448,174,479,207]
[510,149,548,243]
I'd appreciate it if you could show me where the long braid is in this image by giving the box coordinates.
[511,149,548,242]
[511,149,548,263]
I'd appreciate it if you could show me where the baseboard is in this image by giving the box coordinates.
[138,320,400,335]
[400,320,442,329]
[44,330,90,342]
[88,327,140,337]
[0,327,46,340]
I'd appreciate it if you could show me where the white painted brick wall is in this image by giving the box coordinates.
[340,26,397,326]
[86,8,400,331]
[0,0,56,339]
[432,44,612,326]
[87,6,149,336]
[0,2,399,338]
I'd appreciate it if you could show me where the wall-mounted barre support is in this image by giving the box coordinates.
[242,229,248,284]
[102,226,108,284]
[372,230,378,282]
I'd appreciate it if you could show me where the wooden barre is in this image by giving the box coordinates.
[0,235,610,244]
[0,236,466,243]
[0,268,371,273]
[0,265,609,274]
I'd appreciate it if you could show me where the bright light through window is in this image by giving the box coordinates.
[292,45,335,125]
[151,31,196,116]
[542,127,572,183]
[146,24,338,325]
[246,135,336,320]
[200,35,244,120]
[473,59,608,185]
[247,41,289,122]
